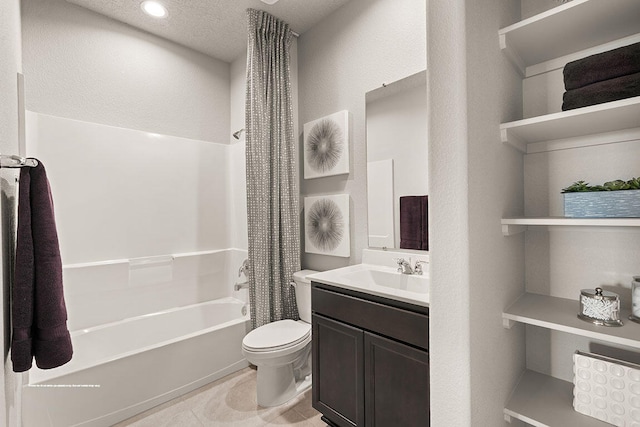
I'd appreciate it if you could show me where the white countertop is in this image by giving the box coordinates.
[308,263,430,307]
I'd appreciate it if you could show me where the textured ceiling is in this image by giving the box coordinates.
[65,0,351,63]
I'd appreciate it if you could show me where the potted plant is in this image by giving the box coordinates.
[562,177,640,218]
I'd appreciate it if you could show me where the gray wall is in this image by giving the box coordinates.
[0,0,23,425]
[428,0,525,425]
[21,0,230,143]
[521,0,565,19]
[298,0,427,271]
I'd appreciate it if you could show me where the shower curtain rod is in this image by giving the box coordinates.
[0,154,38,169]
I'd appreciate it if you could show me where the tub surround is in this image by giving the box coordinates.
[62,249,247,331]
[24,112,246,266]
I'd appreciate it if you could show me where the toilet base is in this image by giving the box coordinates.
[256,365,312,407]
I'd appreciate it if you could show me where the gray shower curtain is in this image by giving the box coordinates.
[245,8,300,329]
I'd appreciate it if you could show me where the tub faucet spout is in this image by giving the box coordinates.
[234,282,248,291]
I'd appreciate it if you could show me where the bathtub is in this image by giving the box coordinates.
[22,298,251,427]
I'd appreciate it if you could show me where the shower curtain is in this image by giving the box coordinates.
[245,9,300,329]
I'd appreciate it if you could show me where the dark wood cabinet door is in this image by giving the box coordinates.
[364,332,430,427]
[313,314,365,427]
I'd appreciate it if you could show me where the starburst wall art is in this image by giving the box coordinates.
[303,110,350,179]
[304,194,350,257]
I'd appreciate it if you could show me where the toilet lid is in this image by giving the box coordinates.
[243,319,311,352]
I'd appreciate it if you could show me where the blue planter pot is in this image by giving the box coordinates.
[564,189,640,218]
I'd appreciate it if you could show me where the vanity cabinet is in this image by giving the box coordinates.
[311,281,430,427]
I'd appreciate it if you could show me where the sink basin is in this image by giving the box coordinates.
[342,268,429,294]
[309,263,430,307]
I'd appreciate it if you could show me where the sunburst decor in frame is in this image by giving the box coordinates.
[303,110,349,179]
[304,194,350,257]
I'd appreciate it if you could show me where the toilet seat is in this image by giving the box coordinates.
[242,319,311,353]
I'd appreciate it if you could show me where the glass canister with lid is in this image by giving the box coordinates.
[578,287,623,327]
[630,276,640,324]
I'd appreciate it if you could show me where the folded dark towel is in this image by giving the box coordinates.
[562,72,640,111]
[564,42,640,91]
[12,160,72,372]
[400,195,428,251]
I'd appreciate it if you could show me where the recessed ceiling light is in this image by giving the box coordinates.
[260,0,280,4]
[141,1,168,18]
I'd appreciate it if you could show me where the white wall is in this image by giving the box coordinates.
[229,54,249,251]
[298,0,426,270]
[21,0,230,143]
[427,1,472,423]
[0,1,23,425]
[428,0,524,426]
[230,52,247,146]
[465,2,525,425]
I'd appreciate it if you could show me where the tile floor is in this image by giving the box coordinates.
[113,367,327,427]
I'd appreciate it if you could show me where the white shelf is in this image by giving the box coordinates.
[505,370,610,427]
[499,0,640,75]
[501,217,640,236]
[500,97,640,152]
[503,293,640,349]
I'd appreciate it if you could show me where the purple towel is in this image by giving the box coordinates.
[400,196,428,250]
[563,42,640,91]
[562,72,640,111]
[12,160,72,372]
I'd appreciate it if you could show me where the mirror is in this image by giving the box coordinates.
[365,70,428,250]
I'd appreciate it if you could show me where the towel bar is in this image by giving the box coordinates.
[0,154,38,169]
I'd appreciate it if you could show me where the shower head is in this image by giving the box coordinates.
[233,129,245,140]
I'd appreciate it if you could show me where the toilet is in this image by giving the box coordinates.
[242,269,317,407]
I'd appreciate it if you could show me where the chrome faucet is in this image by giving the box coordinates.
[234,282,248,291]
[395,258,428,275]
[414,260,428,275]
[396,258,414,275]
[238,259,249,277]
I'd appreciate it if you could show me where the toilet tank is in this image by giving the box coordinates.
[293,270,317,323]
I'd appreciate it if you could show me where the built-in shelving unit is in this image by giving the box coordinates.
[501,217,640,236]
[499,1,640,425]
